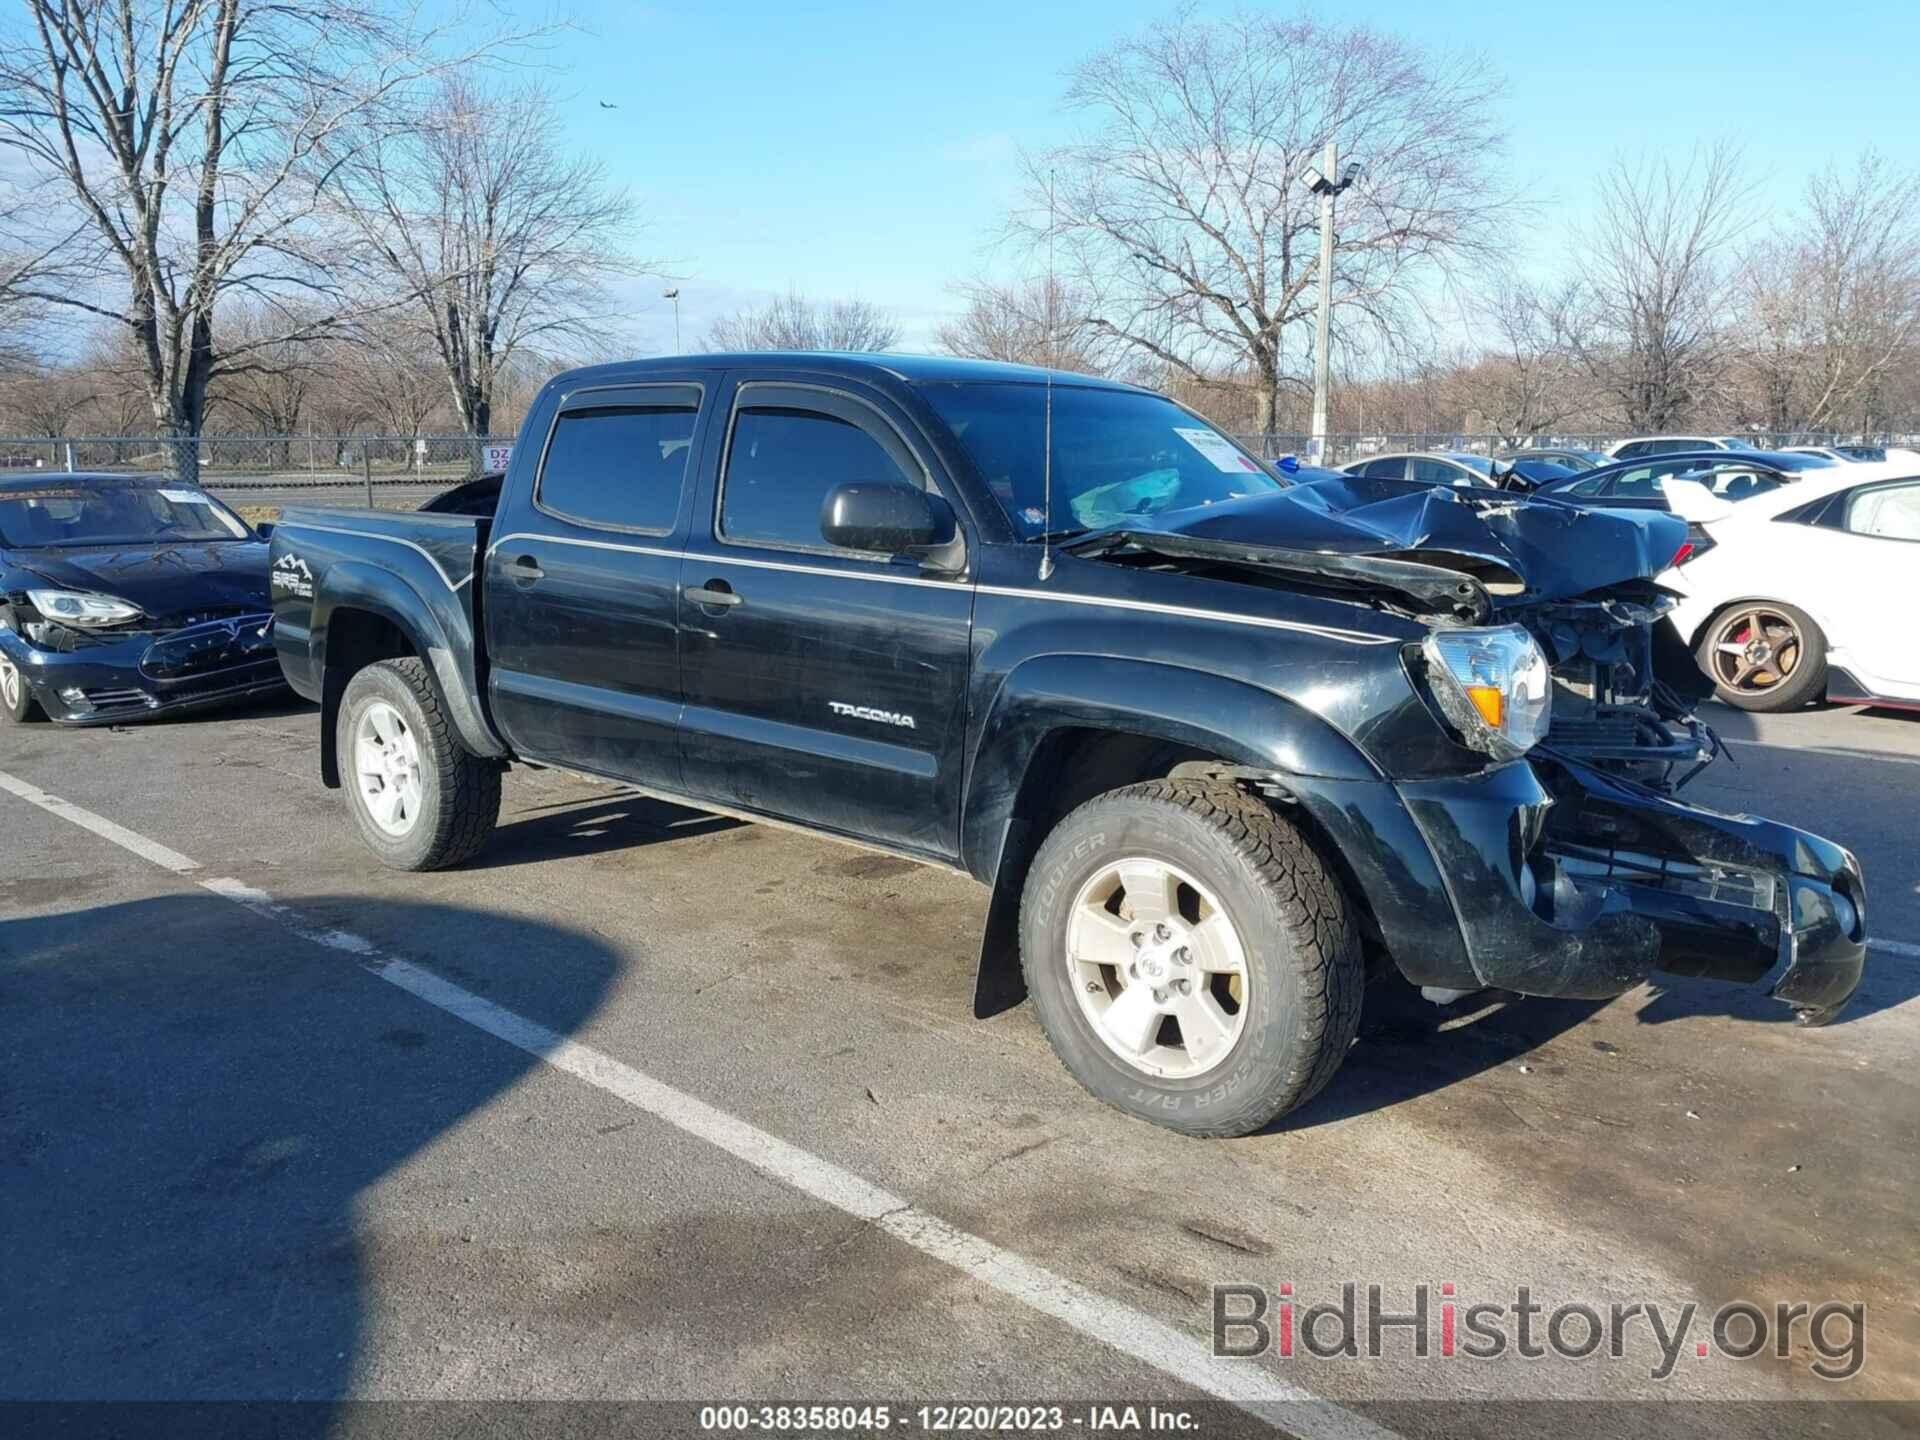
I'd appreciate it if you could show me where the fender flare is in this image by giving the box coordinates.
[961,654,1383,1016]
[312,562,504,787]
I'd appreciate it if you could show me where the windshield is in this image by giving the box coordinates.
[917,382,1282,539]
[0,481,249,548]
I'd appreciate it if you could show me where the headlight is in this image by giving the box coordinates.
[1421,624,1551,760]
[26,589,144,628]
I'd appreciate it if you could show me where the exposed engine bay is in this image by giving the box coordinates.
[1066,473,1721,792]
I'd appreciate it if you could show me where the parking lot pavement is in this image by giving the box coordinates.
[3,698,1918,1435]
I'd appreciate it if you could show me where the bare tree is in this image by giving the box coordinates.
[1731,151,1920,433]
[936,275,1107,373]
[0,360,95,435]
[1445,276,1590,442]
[0,242,59,371]
[210,302,327,461]
[1567,143,1753,430]
[0,0,490,478]
[705,289,900,352]
[1014,9,1516,440]
[328,77,643,456]
[339,317,452,459]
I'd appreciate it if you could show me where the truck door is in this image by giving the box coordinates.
[484,381,709,786]
[676,378,975,861]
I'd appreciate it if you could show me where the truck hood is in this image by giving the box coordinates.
[1065,476,1690,622]
[8,541,271,623]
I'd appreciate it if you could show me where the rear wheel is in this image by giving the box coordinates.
[337,658,500,869]
[1697,602,1827,712]
[0,648,43,723]
[1019,779,1362,1137]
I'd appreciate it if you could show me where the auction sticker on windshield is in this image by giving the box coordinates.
[1175,426,1261,473]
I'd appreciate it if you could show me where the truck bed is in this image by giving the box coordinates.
[268,505,489,710]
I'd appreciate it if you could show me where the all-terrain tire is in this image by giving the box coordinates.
[337,657,501,870]
[1019,779,1363,1137]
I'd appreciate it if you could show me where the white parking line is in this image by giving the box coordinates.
[0,770,202,873]
[0,771,1392,1440]
[1871,938,1920,961]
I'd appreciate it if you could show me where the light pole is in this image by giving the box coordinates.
[1299,143,1362,462]
[663,288,682,352]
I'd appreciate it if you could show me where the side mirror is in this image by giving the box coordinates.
[253,521,276,541]
[820,483,962,569]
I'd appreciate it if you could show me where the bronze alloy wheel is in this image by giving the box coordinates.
[1707,606,1804,695]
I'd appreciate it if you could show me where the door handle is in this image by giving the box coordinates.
[685,581,743,609]
[505,554,544,582]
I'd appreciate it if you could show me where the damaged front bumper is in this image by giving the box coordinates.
[0,613,285,725]
[1396,752,1866,1020]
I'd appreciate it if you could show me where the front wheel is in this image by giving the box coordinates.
[337,657,501,870]
[1019,780,1362,1137]
[0,647,43,723]
[1697,601,1827,712]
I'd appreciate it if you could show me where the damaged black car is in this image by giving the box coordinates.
[264,355,1867,1136]
[0,473,285,726]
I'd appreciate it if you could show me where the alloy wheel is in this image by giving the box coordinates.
[1065,856,1249,1079]
[353,700,424,836]
[1708,607,1803,695]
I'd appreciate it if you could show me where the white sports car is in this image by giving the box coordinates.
[1660,462,1920,711]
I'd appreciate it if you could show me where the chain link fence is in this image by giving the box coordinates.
[8,428,1919,521]
[0,434,516,520]
[1227,431,1920,466]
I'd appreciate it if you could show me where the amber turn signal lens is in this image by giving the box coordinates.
[1465,685,1504,728]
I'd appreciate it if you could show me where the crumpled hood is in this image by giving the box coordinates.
[1115,475,1690,604]
[10,541,270,622]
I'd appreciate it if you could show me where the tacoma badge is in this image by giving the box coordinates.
[829,701,916,729]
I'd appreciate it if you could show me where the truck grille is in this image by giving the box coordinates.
[1544,842,1777,913]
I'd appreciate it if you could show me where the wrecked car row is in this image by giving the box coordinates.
[0,477,282,725]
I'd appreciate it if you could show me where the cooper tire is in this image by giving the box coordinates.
[1697,601,1827,713]
[1020,779,1362,1137]
[337,657,500,870]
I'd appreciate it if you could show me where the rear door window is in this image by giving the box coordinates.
[536,389,701,533]
[1411,458,1470,486]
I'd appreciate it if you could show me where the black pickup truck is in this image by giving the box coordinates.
[268,354,1866,1136]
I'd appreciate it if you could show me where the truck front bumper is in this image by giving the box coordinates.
[0,614,286,726]
[1395,753,1865,1020]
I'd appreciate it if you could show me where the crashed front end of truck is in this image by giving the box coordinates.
[1068,474,1866,1023]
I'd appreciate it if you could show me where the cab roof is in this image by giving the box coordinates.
[548,351,1146,392]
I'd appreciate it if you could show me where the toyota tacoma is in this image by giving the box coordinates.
[265,355,1867,1136]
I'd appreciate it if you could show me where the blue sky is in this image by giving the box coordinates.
[555,0,1918,354]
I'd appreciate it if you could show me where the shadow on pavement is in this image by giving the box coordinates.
[1633,958,1916,1027]
[0,892,619,1417]
[111,690,317,730]
[1276,976,1607,1132]
[471,793,743,870]
[1280,936,1912,1133]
